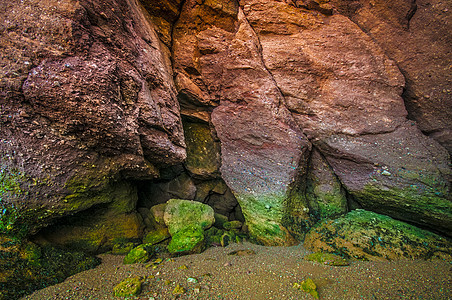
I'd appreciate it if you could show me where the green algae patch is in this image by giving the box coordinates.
[164,199,214,254]
[305,252,349,266]
[306,149,348,220]
[293,278,319,299]
[0,168,30,238]
[304,209,452,261]
[114,277,142,297]
[123,244,154,264]
[236,192,299,246]
[167,226,205,254]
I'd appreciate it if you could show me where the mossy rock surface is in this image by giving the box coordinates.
[164,199,217,254]
[114,276,142,297]
[167,227,205,254]
[143,228,170,245]
[0,236,100,299]
[164,199,214,234]
[304,209,452,261]
[123,244,154,264]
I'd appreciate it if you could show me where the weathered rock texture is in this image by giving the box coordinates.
[0,0,185,239]
[0,0,451,257]
[304,209,452,261]
[331,0,452,154]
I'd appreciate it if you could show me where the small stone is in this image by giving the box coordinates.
[113,277,142,297]
[381,170,391,176]
[172,284,186,295]
[294,278,319,299]
[178,264,188,270]
[123,244,154,264]
[187,277,198,283]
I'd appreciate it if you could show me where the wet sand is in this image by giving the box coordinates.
[22,242,452,299]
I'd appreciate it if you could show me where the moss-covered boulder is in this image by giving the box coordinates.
[0,236,100,299]
[167,226,205,254]
[113,277,142,297]
[304,209,452,261]
[164,199,214,254]
[123,244,154,264]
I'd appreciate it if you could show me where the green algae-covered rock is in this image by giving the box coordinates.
[164,199,214,234]
[306,149,348,220]
[123,244,154,264]
[114,277,142,297]
[164,199,214,254]
[300,278,319,299]
[143,228,170,245]
[305,252,349,266]
[0,236,100,299]
[304,209,452,261]
[183,122,221,179]
[167,226,205,254]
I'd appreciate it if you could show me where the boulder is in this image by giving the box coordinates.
[123,244,154,264]
[138,173,197,207]
[143,228,170,245]
[200,9,312,245]
[304,210,452,261]
[164,199,214,254]
[30,182,144,253]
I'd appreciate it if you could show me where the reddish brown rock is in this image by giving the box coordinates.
[243,0,451,236]
[330,0,452,154]
[199,11,312,245]
[0,0,185,236]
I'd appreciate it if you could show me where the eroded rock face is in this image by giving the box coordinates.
[331,0,452,154]
[1,0,451,252]
[241,0,451,236]
[0,0,185,236]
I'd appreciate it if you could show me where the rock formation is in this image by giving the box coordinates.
[0,0,451,297]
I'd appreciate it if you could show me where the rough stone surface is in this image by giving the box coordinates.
[0,0,185,237]
[183,121,221,179]
[202,10,312,245]
[242,0,451,237]
[0,237,100,299]
[113,276,142,297]
[138,173,197,207]
[306,149,348,220]
[330,0,452,153]
[123,244,154,264]
[304,210,452,261]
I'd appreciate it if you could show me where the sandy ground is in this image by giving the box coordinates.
[22,242,452,300]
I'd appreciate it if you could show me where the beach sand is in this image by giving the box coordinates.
[22,242,452,299]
